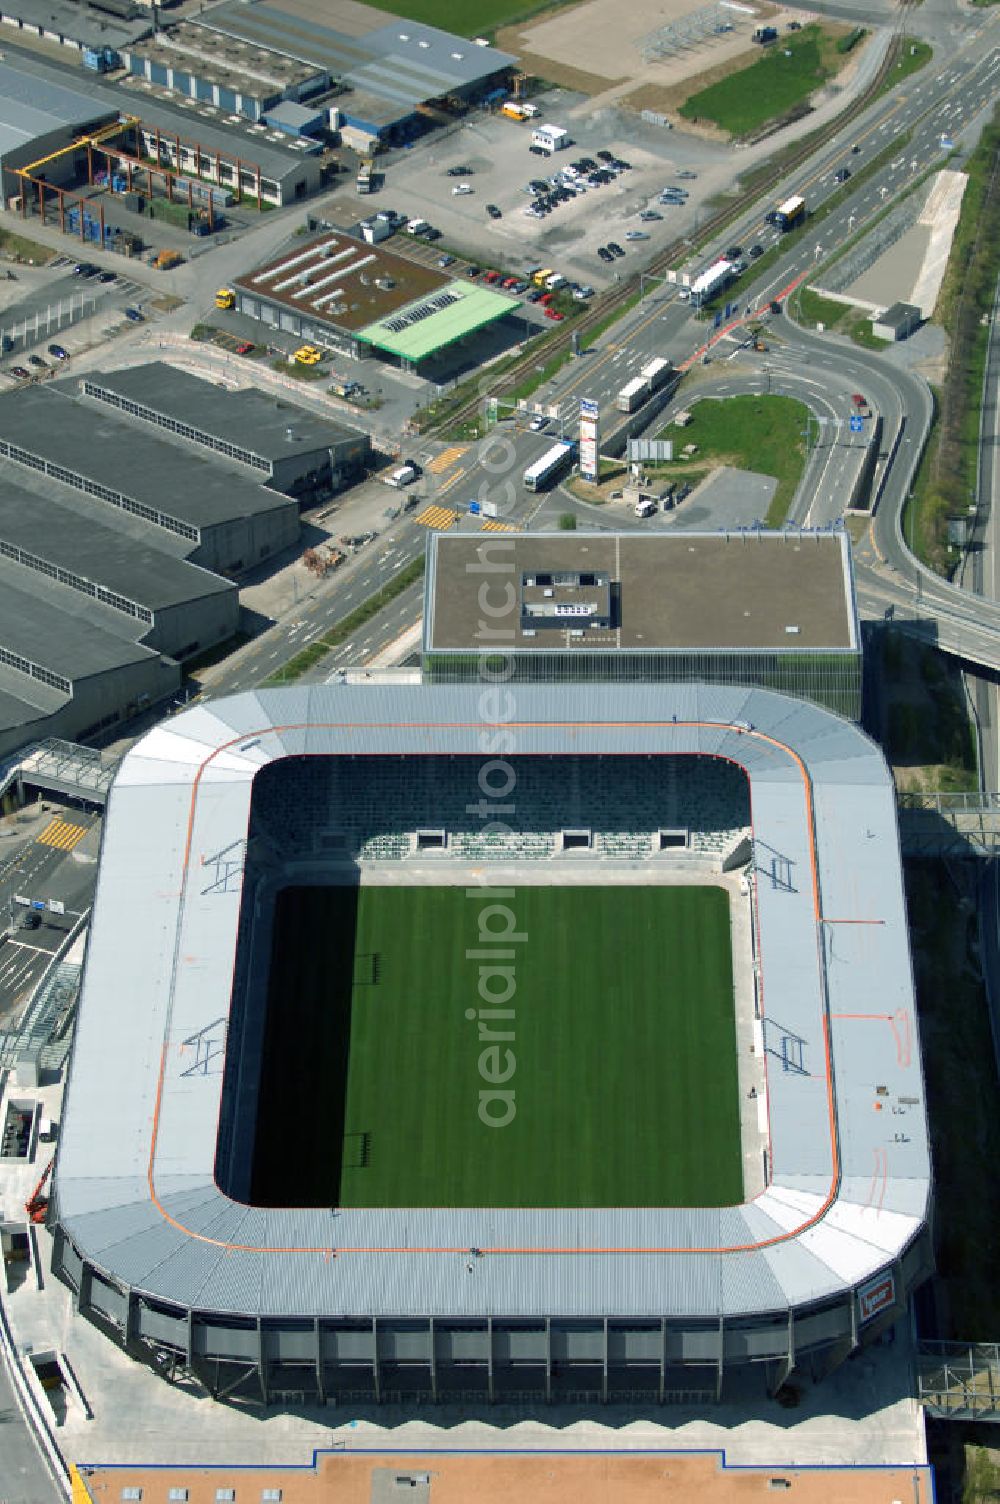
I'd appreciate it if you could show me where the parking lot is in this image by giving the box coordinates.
[329,103,723,287]
[0,255,147,381]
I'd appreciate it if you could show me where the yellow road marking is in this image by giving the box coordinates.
[413,505,459,531]
[37,817,88,851]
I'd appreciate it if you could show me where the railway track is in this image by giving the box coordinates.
[424,31,905,437]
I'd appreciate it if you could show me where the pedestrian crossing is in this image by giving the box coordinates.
[413,504,459,531]
[480,519,520,533]
[427,445,468,474]
[37,817,88,852]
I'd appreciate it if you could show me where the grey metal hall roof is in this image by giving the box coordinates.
[0,474,234,614]
[55,683,930,1322]
[0,59,115,162]
[82,363,365,464]
[0,387,295,534]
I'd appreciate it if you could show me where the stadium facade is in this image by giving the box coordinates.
[52,681,931,1406]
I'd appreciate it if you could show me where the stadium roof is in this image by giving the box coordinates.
[425,531,859,652]
[357,281,518,362]
[0,60,115,161]
[82,364,364,465]
[56,682,929,1322]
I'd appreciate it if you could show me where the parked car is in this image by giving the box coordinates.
[639,210,663,221]
[486,203,502,219]
[446,165,472,176]
[501,275,519,289]
[597,246,614,262]
[607,241,625,257]
[612,158,632,170]
[596,149,614,162]
[527,288,545,302]
[9,366,29,379]
[625,230,649,241]
[749,244,764,259]
[676,170,697,179]
[851,143,862,153]
[529,143,548,156]
[97,270,116,283]
[466,265,480,277]
[47,343,69,358]
[123,308,143,322]
[294,344,322,366]
[28,353,47,368]
[544,307,565,321]
[235,341,254,355]
[483,269,501,283]
[423,227,442,240]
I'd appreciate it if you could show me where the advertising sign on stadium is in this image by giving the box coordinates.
[580,397,599,482]
[857,1270,896,1324]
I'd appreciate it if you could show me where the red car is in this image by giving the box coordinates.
[544,308,565,321]
[235,341,254,355]
[501,276,518,289]
[483,269,501,284]
[540,291,554,304]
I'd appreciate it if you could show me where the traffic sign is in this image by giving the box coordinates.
[714,312,722,328]
[468,500,481,515]
[849,414,863,433]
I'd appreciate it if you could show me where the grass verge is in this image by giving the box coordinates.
[679,25,850,139]
[264,555,425,684]
[0,229,55,264]
[881,629,978,791]
[656,393,811,526]
[904,107,1000,574]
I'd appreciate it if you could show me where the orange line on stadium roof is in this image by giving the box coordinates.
[146,718,840,1258]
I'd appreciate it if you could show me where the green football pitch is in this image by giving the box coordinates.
[250,884,742,1209]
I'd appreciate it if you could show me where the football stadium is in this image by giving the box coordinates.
[51,681,932,1406]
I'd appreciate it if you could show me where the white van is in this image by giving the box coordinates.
[634,497,657,518]
[406,218,429,235]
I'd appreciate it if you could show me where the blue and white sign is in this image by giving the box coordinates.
[580,398,599,420]
[849,414,863,433]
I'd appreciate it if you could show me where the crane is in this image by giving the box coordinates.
[25,1159,53,1224]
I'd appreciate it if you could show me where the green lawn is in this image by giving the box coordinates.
[251,884,741,1210]
[679,25,844,137]
[366,0,559,34]
[658,394,811,527]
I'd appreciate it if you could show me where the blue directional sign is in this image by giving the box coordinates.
[714,311,722,328]
[468,499,481,515]
[849,414,863,433]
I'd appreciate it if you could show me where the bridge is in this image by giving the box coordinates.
[896,793,1000,857]
[917,1342,1000,1420]
[0,738,119,808]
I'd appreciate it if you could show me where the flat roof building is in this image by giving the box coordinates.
[192,2,516,142]
[0,58,119,195]
[872,301,922,342]
[121,19,328,125]
[423,530,861,717]
[235,230,519,367]
[80,363,372,501]
[0,0,152,57]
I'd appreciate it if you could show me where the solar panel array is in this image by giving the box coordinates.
[382,289,460,335]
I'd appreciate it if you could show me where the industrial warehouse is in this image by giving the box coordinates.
[423,531,862,718]
[235,230,520,367]
[52,679,931,1403]
[0,367,368,753]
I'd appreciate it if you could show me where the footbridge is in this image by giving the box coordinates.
[0,739,119,808]
[896,793,1000,857]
